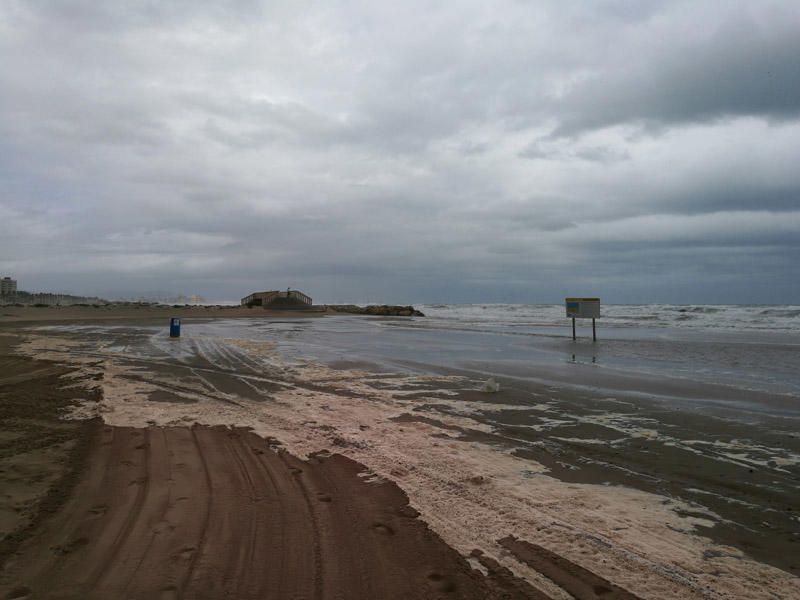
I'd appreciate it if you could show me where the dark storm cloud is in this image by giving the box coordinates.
[551,13,800,137]
[1,1,799,303]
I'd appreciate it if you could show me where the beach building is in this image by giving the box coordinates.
[1,277,17,296]
[241,289,312,309]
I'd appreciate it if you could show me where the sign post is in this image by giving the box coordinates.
[565,298,600,342]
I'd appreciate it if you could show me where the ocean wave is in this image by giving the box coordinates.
[610,315,661,321]
[759,308,800,318]
[417,304,800,333]
[678,306,723,314]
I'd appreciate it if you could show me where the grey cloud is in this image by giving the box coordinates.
[552,13,800,137]
[519,142,629,163]
[517,143,552,160]
[653,185,800,216]
[573,146,629,163]
[459,141,489,156]
[1,1,800,304]
[6,0,267,32]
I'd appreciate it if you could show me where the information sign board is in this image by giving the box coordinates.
[565,298,600,319]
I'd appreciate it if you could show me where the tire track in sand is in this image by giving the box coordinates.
[121,428,172,596]
[0,426,544,600]
[276,448,325,600]
[87,428,152,593]
[225,431,264,599]
[177,426,213,600]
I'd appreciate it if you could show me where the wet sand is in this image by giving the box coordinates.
[0,423,544,599]
[0,321,617,600]
[0,327,541,599]
[390,371,800,578]
[0,334,96,565]
[1,309,799,599]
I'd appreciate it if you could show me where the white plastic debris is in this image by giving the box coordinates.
[480,377,500,393]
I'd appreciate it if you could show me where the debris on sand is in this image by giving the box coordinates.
[480,377,500,393]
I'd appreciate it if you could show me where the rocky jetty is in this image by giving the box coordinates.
[327,304,425,317]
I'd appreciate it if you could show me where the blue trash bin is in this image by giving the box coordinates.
[169,317,181,338]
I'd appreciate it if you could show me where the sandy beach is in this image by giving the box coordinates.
[4,0,799,596]
[1,307,798,599]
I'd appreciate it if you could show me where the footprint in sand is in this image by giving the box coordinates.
[87,504,108,516]
[371,522,395,536]
[51,537,89,556]
[594,584,613,595]
[160,585,177,600]
[427,571,456,593]
[396,506,420,519]
[4,586,31,599]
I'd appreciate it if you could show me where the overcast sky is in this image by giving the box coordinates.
[2,1,799,303]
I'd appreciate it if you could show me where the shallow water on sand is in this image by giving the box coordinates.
[225,312,800,400]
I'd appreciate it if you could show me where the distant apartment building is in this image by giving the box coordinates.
[0,277,17,296]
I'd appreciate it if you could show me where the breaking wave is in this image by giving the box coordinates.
[414,304,800,333]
